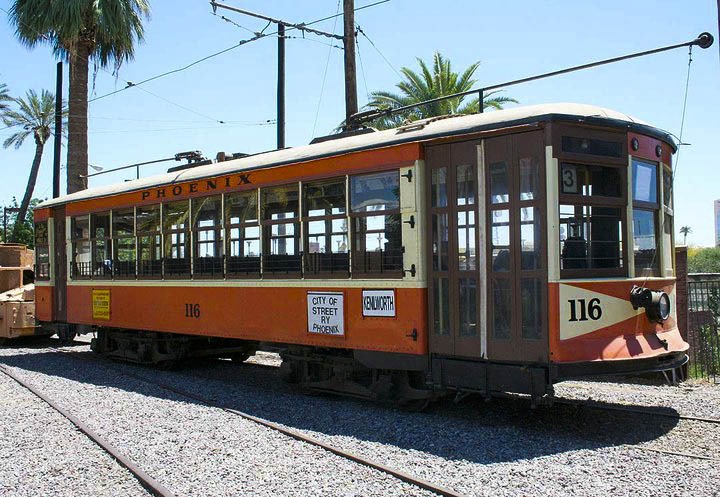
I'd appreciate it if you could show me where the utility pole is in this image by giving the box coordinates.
[343,0,358,126]
[53,61,62,199]
[277,23,285,149]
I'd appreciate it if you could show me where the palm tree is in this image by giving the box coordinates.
[8,0,150,194]
[0,82,12,113]
[680,226,692,245]
[2,89,58,242]
[362,52,517,130]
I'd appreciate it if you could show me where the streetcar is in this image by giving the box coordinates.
[33,103,687,406]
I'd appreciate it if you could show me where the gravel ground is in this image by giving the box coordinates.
[2,339,719,497]
[0,340,438,497]
[0,368,150,497]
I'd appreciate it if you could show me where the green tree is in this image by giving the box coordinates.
[3,197,43,247]
[8,0,150,194]
[679,225,692,245]
[362,52,517,130]
[2,89,58,242]
[0,82,12,113]
[688,247,720,273]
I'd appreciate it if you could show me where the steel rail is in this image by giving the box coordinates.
[57,349,467,497]
[552,397,720,425]
[0,363,177,497]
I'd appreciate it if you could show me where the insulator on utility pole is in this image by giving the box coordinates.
[343,0,358,127]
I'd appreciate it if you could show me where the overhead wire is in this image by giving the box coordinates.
[311,0,342,139]
[355,26,371,103]
[355,25,401,79]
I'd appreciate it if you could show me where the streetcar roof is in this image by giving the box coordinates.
[40,102,674,208]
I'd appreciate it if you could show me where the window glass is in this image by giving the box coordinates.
[521,278,542,339]
[226,191,258,225]
[458,278,477,336]
[136,205,160,233]
[36,245,50,279]
[431,168,447,208]
[91,212,110,239]
[457,210,476,270]
[561,136,622,157]
[633,209,659,274]
[456,164,475,206]
[263,185,299,221]
[519,157,539,201]
[560,163,622,197]
[35,222,49,245]
[560,204,623,270]
[138,235,162,277]
[113,236,136,277]
[492,279,511,339]
[192,196,222,228]
[352,214,402,273]
[432,213,448,271]
[491,209,510,272]
[113,208,134,236]
[304,179,345,217]
[433,278,450,336]
[72,241,91,277]
[663,214,674,275]
[351,171,399,212]
[72,215,89,240]
[520,207,540,270]
[489,162,509,204]
[632,158,658,204]
[163,200,189,231]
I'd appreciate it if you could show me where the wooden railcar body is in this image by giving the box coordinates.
[34,104,688,403]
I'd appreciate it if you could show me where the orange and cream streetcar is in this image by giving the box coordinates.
[34,103,687,406]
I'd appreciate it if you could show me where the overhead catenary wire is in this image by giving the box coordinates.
[311,0,343,139]
[355,27,371,102]
[355,25,402,79]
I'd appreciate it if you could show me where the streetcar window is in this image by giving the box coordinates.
[225,190,260,276]
[560,163,622,197]
[262,185,301,275]
[192,196,224,277]
[91,212,112,278]
[303,179,349,276]
[350,171,402,275]
[632,158,660,276]
[662,167,673,209]
[561,136,622,158]
[71,215,91,278]
[136,205,161,278]
[559,205,623,271]
[163,200,190,277]
[35,221,50,280]
[112,208,135,278]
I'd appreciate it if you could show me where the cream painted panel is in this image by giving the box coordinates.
[399,165,416,212]
[546,146,560,282]
[559,283,644,340]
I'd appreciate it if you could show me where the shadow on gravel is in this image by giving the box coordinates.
[0,349,681,465]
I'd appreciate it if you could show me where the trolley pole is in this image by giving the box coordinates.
[343,0,358,126]
[277,23,286,149]
[53,61,63,199]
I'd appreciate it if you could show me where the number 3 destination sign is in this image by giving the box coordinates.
[307,292,344,335]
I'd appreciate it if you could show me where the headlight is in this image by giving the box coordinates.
[629,286,671,323]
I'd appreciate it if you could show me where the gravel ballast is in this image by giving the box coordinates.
[2,340,719,497]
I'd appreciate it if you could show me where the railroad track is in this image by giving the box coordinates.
[551,397,720,425]
[49,347,468,497]
[0,363,177,497]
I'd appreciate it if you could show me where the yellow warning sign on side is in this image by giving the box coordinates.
[92,289,111,320]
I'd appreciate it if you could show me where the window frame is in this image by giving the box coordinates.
[349,170,404,278]
[90,211,112,279]
[191,195,224,279]
[302,177,350,278]
[112,207,136,279]
[70,214,91,279]
[162,200,191,278]
[225,189,261,278]
[555,125,628,279]
[34,220,51,280]
[261,184,302,277]
[631,157,662,277]
[136,204,162,279]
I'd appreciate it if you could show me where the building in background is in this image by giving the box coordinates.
[715,199,720,247]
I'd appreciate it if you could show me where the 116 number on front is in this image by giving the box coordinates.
[567,298,602,322]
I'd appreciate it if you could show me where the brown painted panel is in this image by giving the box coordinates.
[52,206,67,322]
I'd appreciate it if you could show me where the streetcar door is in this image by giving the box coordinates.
[53,206,67,322]
[426,140,482,358]
[484,131,548,363]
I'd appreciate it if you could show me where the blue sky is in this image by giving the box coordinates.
[1,0,718,245]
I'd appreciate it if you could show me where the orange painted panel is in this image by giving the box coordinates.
[549,279,687,362]
[66,285,427,354]
[34,208,51,222]
[66,143,421,215]
[35,286,53,321]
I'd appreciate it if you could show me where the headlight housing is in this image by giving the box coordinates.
[630,286,671,323]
